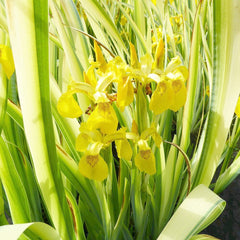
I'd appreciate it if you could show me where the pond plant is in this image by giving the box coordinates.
[0,0,240,239]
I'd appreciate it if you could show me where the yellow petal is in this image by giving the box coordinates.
[76,133,91,152]
[149,80,174,115]
[84,66,97,87]
[94,41,107,73]
[141,126,156,140]
[57,92,82,118]
[235,97,240,118]
[103,128,126,144]
[140,53,152,75]
[115,139,132,161]
[87,102,118,134]
[170,15,183,27]
[130,42,139,68]
[120,15,127,26]
[79,153,108,181]
[165,56,182,73]
[153,132,162,147]
[153,38,164,70]
[151,0,156,5]
[174,35,182,44]
[117,77,134,111]
[174,66,189,81]
[0,45,15,79]
[79,123,103,142]
[140,124,162,147]
[131,120,139,135]
[135,142,156,175]
[169,80,187,112]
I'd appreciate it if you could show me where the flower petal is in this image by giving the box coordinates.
[115,139,132,161]
[153,38,164,70]
[135,142,156,175]
[76,133,91,152]
[169,80,187,112]
[87,102,118,134]
[149,80,174,115]
[57,92,82,118]
[0,45,15,79]
[235,97,240,118]
[79,153,108,181]
[117,77,134,111]
[84,66,97,87]
[130,42,139,68]
[165,56,182,73]
[131,120,139,135]
[94,41,107,73]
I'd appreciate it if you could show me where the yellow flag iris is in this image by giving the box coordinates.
[150,54,188,115]
[76,125,132,180]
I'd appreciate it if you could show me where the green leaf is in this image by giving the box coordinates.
[190,234,220,240]
[79,0,128,57]
[49,0,90,112]
[193,0,240,186]
[157,184,225,240]
[0,136,31,222]
[5,0,75,238]
[118,3,148,55]
[0,65,7,134]
[0,222,60,240]
[214,155,240,194]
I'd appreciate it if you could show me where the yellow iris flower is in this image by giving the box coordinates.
[127,121,162,175]
[57,38,189,180]
[0,44,15,79]
[149,75,187,115]
[170,14,183,27]
[149,40,188,115]
[135,140,156,175]
[76,124,132,181]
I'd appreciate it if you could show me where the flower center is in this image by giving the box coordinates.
[140,150,151,160]
[86,155,99,167]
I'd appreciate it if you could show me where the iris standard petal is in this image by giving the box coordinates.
[117,77,134,112]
